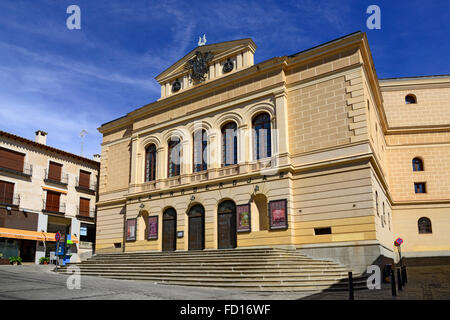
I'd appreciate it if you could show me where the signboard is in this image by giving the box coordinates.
[269,199,288,230]
[148,216,158,240]
[126,218,136,241]
[177,231,184,238]
[55,232,61,242]
[394,237,403,246]
[236,204,251,232]
[80,226,87,236]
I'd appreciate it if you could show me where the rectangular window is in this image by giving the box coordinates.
[314,227,332,235]
[0,180,14,205]
[80,223,95,243]
[0,147,25,172]
[48,161,62,182]
[414,182,426,194]
[79,170,91,188]
[79,198,90,216]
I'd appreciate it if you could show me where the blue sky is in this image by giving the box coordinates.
[0,0,449,159]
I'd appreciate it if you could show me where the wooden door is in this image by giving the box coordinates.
[188,205,204,251]
[46,191,60,212]
[162,208,176,251]
[218,200,237,249]
[0,180,14,204]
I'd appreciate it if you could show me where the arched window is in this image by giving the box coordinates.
[221,122,237,166]
[193,130,208,172]
[412,158,424,171]
[168,137,181,177]
[252,113,272,160]
[405,94,417,104]
[145,144,157,182]
[418,217,432,234]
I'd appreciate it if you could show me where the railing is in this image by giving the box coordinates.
[42,200,66,214]
[0,192,20,206]
[76,206,95,218]
[0,160,32,176]
[75,177,97,191]
[44,169,69,185]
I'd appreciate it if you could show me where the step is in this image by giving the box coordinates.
[58,266,348,274]
[57,270,350,280]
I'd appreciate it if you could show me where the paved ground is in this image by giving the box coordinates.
[0,264,449,300]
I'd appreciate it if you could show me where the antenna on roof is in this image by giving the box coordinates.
[80,129,87,157]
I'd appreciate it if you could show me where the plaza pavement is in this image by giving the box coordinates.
[0,264,449,300]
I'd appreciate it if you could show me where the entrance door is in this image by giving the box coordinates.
[162,208,176,251]
[188,205,205,250]
[217,200,237,249]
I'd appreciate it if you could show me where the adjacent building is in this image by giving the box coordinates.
[96,32,450,273]
[0,130,100,264]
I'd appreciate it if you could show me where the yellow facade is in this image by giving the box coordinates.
[96,32,450,272]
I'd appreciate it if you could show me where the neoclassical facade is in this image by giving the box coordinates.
[96,33,450,272]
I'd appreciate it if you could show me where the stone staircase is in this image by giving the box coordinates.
[56,248,368,292]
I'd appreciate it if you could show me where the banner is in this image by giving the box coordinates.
[269,199,288,230]
[148,216,158,240]
[126,218,136,241]
[236,204,251,232]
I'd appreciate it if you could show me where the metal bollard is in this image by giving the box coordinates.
[402,266,408,284]
[390,269,397,297]
[348,271,354,300]
[397,268,402,291]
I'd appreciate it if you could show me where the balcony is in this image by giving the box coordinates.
[190,170,209,183]
[44,169,69,187]
[0,161,33,178]
[42,200,66,215]
[0,192,20,207]
[217,164,240,177]
[76,206,95,221]
[75,177,97,194]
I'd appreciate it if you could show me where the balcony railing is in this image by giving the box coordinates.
[75,177,97,193]
[76,206,95,218]
[44,169,69,186]
[0,192,20,206]
[0,161,33,177]
[42,200,66,214]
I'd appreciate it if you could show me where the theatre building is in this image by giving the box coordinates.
[0,130,99,264]
[96,32,450,272]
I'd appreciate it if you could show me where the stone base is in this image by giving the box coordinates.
[296,241,395,274]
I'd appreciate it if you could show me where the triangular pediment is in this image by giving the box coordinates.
[156,38,257,99]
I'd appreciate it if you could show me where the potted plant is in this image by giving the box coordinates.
[9,256,22,265]
[39,257,50,265]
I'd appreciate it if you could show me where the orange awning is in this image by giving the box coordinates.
[0,227,78,243]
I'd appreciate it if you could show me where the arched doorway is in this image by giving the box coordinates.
[162,208,176,251]
[188,204,205,250]
[217,200,237,249]
[254,194,268,231]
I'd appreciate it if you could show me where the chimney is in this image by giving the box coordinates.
[35,130,48,145]
[93,154,101,162]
